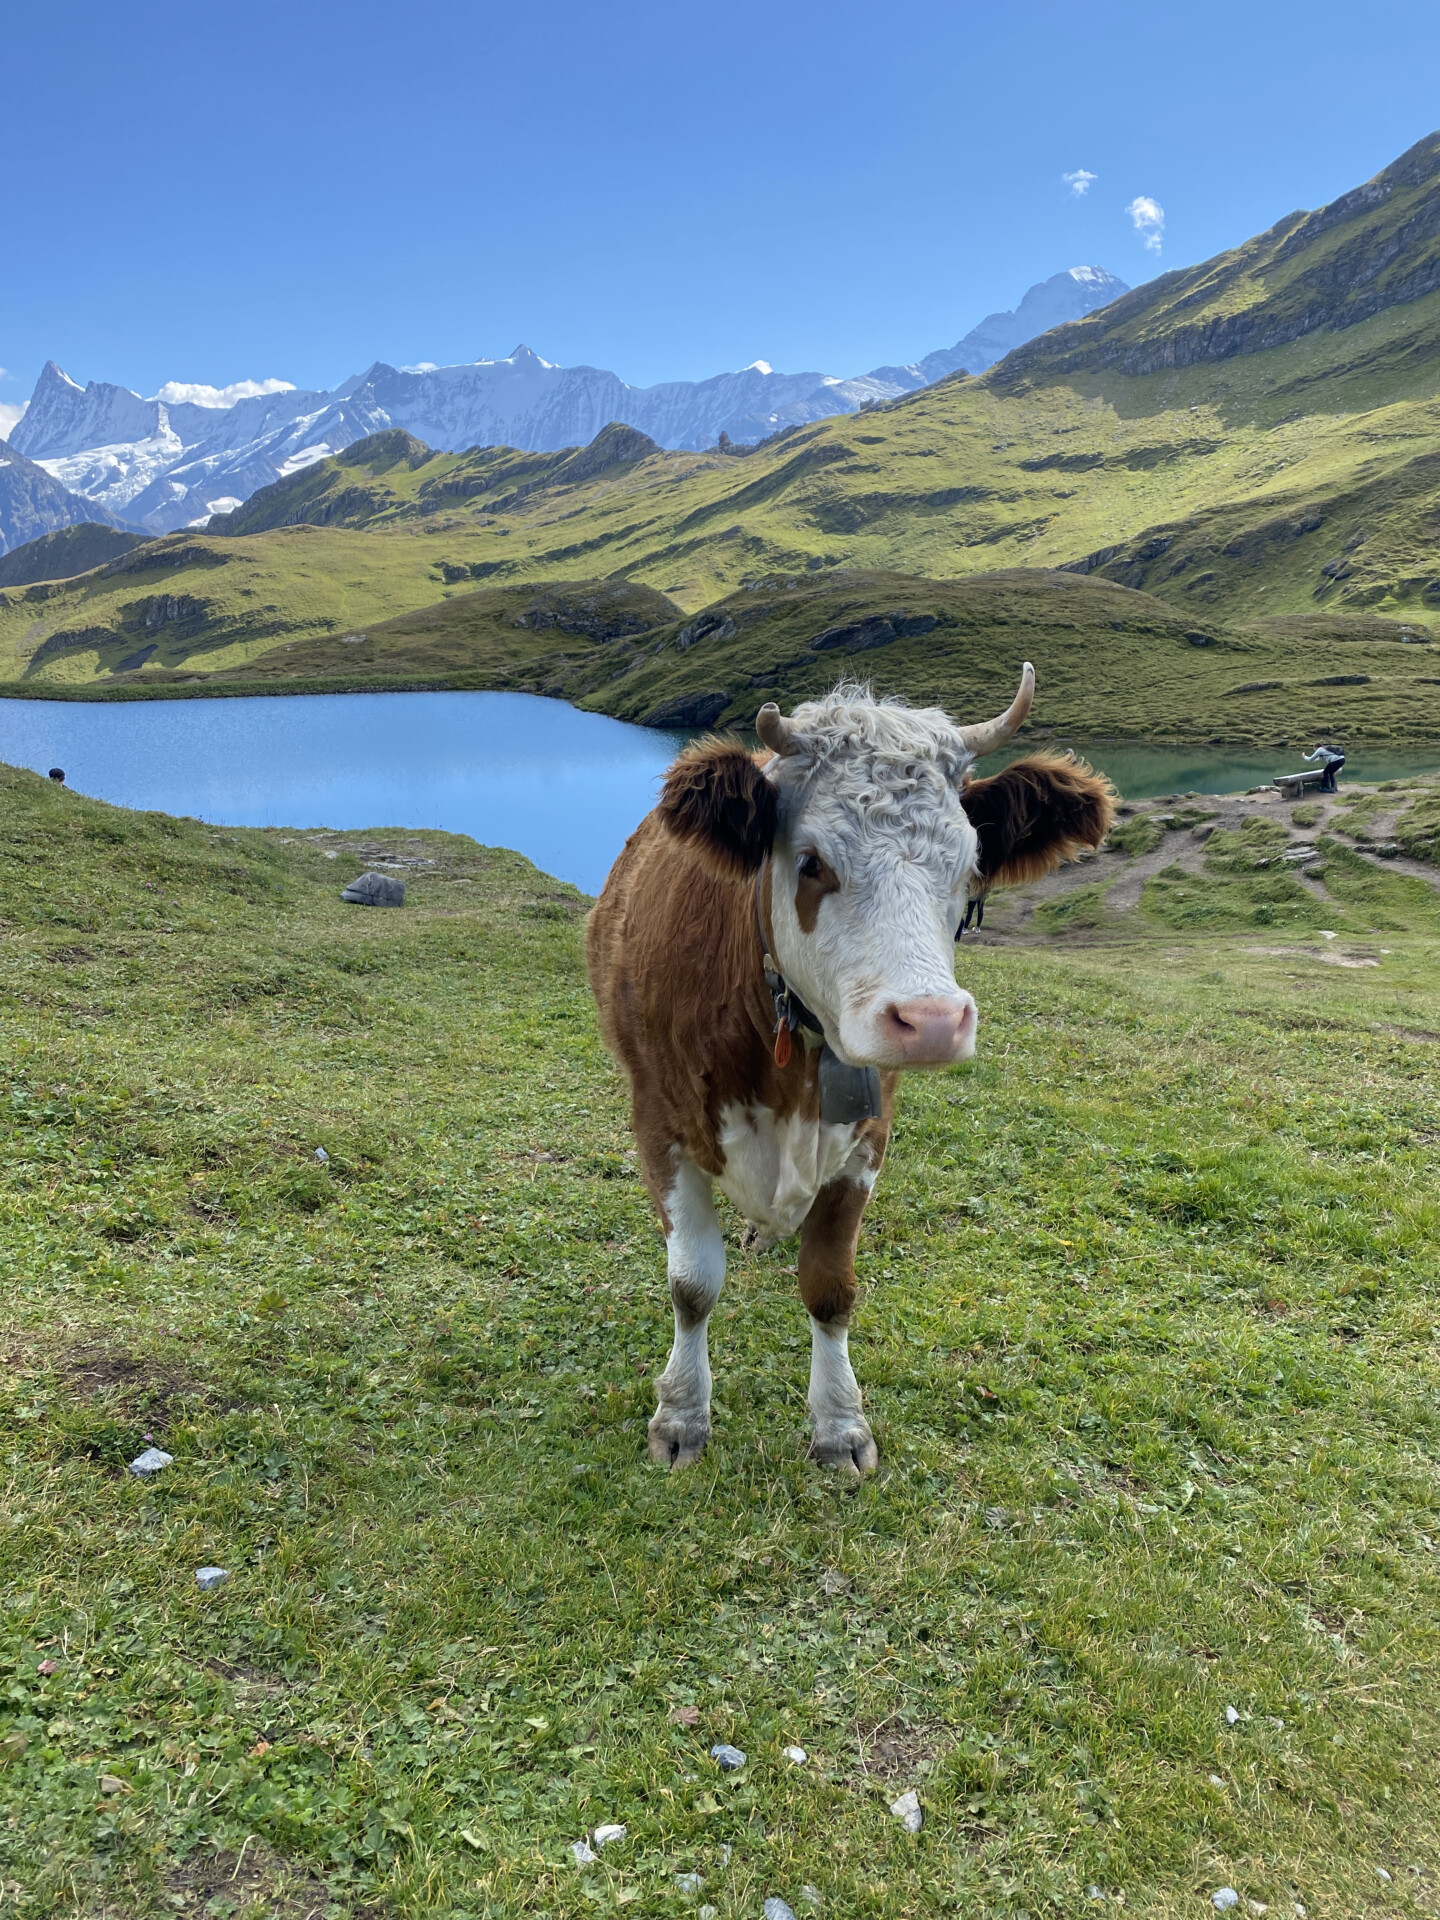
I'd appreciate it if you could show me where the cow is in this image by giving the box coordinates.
[586,669,1114,1475]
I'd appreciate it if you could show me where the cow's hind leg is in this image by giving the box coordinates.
[798,1170,879,1476]
[649,1156,725,1468]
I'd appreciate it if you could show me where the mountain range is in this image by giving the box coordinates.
[0,267,1126,551]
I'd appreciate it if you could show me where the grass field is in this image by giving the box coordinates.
[2,762,1439,1918]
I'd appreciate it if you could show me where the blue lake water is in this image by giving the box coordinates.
[1,689,1438,896]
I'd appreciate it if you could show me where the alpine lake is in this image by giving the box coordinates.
[2,687,1438,895]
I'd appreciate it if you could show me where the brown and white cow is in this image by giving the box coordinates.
[586,670,1113,1474]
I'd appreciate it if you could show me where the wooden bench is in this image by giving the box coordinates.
[1273,767,1327,799]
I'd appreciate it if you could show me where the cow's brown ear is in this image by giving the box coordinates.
[960,752,1116,892]
[658,738,777,878]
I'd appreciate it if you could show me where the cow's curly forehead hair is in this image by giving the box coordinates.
[770,684,977,870]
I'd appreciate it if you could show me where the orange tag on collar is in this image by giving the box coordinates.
[774,1024,793,1068]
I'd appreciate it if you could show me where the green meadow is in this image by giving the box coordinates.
[2,762,1438,1918]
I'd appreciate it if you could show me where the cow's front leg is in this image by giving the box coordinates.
[798,1164,880,1476]
[649,1156,725,1468]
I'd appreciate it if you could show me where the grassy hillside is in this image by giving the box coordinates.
[9,137,1440,735]
[1,762,1438,1917]
[0,523,149,589]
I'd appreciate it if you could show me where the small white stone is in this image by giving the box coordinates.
[1086,1888,1106,1902]
[718,1845,732,1867]
[593,1822,626,1847]
[783,1745,807,1765]
[889,1788,922,1832]
[313,1146,329,1162]
[675,1872,703,1894]
[1376,1869,1392,1883]
[710,1742,746,1771]
[699,1909,719,1920]
[764,1901,798,1920]
[1225,1705,1241,1725]
[129,1448,173,1476]
[1213,1891,1240,1912]
[1294,1905,1306,1918]
[195,1567,229,1590]
[1249,1903,1268,1915]
[1209,1774,1225,1786]
[570,1839,596,1866]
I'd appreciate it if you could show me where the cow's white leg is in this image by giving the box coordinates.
[649,1156,725,1468]
[807,1314,877,1476]
[797,1156,885,1476]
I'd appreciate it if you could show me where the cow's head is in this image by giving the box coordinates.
[658,670,1115,1070]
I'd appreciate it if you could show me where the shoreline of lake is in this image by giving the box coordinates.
[4,686,1438,897]
[5,670,1440,752]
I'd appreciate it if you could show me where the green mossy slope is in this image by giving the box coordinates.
[1,763,1438,1915]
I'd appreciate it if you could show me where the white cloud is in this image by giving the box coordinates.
[155,377,296,408]
[1126,194,1165,253]
[1063,169,1096,197]
[0,400,27,441]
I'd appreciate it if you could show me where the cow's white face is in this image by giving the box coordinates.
[764,693,980,1070]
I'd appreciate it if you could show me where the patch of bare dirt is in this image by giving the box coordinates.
[851,1715,949,1781]
[58,1345,209,1413]
[164,1841,386,1918]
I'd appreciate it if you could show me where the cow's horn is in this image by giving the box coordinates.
[756,702,800,756]
[957,662,1035,757]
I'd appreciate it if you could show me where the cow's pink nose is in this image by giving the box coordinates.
[880,995,976,1065]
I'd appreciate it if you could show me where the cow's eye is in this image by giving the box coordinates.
[798,852,824,881]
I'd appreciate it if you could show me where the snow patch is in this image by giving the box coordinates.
[745,360,773,375]
[276,444,333,477]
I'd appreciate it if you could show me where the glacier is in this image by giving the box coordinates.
[6,266,1128,537]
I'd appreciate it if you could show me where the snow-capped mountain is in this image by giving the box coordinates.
[0,439,130,558]
[916,266,1130,382]
[9,266,1128,536]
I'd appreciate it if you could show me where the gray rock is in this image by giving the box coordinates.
[129,1447,173,1475]
[710,1743,746,1771]
[1213,1892,1240,1912]
[764,1901,798,1920]
[592,1822,626,1847]
[195,1567,229,1590]
[341,871,405,907]
[675,1871,704,1894]
[889,1788,923,1832]
[569,1839,596,1866]
[783,1745,807,1765]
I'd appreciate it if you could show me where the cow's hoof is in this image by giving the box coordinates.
[648,1405,710,1469]
[810,1420,878,1478]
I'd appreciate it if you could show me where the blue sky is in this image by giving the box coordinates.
[3,0,1439,413]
